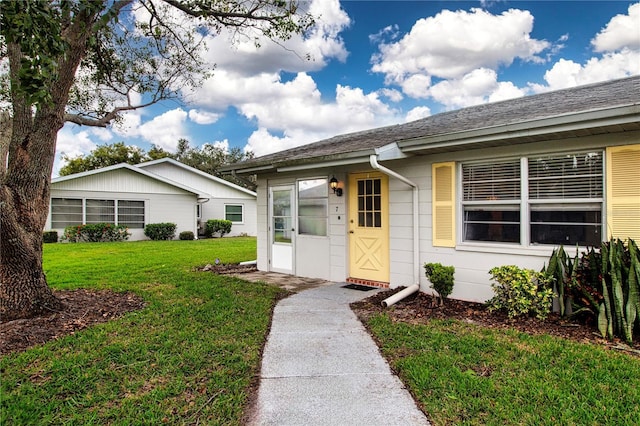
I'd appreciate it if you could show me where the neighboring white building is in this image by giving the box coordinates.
[46,159,257,240]
[137,158,257,237]
[222,76,640,303]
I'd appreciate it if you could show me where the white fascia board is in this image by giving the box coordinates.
[276,156,371,172]
[138,157,256,196]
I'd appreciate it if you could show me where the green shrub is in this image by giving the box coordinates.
[543,238,639,343]
[179,231,194,240]
[144,223,177,240]
[487,265,554,320]
[424,262,455,305]
[62,223,130,243]
[43,231,58,243]
[205,219,232,238]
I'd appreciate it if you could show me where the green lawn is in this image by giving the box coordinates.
[5,238,639,425]
[367,314,640,426]
[1,237,284,425]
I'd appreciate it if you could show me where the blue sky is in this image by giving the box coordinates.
[55,0,640,175]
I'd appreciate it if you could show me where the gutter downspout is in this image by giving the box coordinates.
[369,154,421,307]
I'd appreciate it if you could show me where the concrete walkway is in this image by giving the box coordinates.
[247,283,430,426]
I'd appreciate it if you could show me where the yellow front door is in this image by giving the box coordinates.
[348,172,389,283]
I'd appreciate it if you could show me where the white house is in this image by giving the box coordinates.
[221,76,640,302]
[136,158,257,237]
[46,159,257,240]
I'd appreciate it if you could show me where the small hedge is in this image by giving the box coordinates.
[144,223,177,240]
[205,219,232,238]
[487,265,554,320]
[43,231,58,243]
[62,223,130,243]
[179,231,194,240]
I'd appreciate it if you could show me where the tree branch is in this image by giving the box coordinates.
[64,98,158,127]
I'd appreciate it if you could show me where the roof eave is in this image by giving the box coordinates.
[399,104,640,153]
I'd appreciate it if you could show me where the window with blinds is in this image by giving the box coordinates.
[50,198,145,228]
[462,160,521,243]
[460,151,603,246]
[86,199,115,224]
[463,160,521,201]
[529,152,603,199]
[51,198,83,228]
[528,152,603,246]
[118,200,145,228]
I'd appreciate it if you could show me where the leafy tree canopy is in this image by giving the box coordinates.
[0,0,312,321]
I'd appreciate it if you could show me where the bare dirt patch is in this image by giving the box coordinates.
[0,289,145,355]
[351,288,640,356]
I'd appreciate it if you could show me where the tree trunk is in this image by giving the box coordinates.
[1,110,65,321]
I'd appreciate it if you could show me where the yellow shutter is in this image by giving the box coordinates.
[606,144,640,241]
[432,162,456,247]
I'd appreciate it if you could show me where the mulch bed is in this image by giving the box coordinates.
[0,289,145,355]
[351,288,640,356]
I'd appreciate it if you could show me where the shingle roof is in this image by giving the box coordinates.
[223,75,640,173]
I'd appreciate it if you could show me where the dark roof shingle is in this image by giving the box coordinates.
[226,76,640,172]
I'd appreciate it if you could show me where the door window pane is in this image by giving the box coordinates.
[357,178,382,228]
[273,189,292,243]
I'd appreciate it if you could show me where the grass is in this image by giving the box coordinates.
[1,237,284,425]
[366,314,640,426]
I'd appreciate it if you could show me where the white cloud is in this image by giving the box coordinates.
[379,88,403,102]
[188,109,220,125]
[533,50,640,92]
[197,0,350,79]
[532,3,640,92]
[592,3,640,52]
[429,68,526,109]
[400,74,432,99]
[240,78,402,156]
[210,139,229,151]
[137,108,189,151]
[371,8,550,89]
[405,106,431,122]
[54,125,99,176]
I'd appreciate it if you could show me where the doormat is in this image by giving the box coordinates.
[342,283,377,291]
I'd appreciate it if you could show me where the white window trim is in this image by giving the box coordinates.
[224,203,245,224]
[458,151,605,249]
[50,198,145,228]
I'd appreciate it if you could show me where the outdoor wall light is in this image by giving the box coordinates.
[329,176,343,197]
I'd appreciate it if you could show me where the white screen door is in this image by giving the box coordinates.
[270,185,295,273]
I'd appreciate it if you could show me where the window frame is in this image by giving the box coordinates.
[224,204,244,224]
[459,151,604,248]
[296,177,329,237]
[50,198,146,229]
